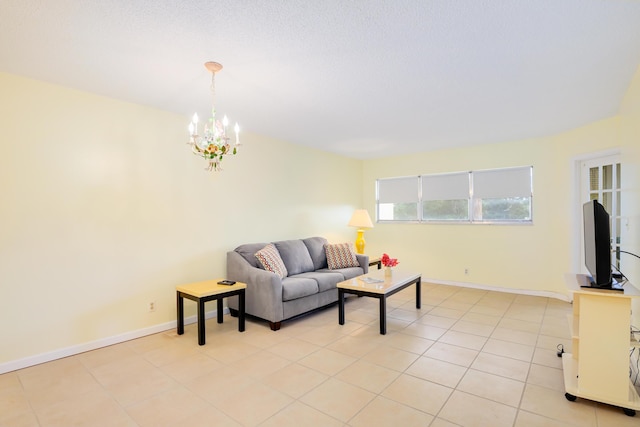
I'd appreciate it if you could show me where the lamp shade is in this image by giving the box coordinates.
[348,209,373,229]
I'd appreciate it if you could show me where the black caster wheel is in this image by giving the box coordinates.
[564,393,577,402]
[623,408,636,417]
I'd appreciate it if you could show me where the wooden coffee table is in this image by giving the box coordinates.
[337,270,421,334]
[176,279,246,345]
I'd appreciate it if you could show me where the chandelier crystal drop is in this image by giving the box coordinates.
[187,61,240,171]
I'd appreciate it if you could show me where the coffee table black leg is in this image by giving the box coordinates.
[379,296,387,335]
[176,292,184,335]
[197,298,206,346]
[338,289,345,325]
[217,298,224,324]
[416,278,421,309]
[238,289,246,332]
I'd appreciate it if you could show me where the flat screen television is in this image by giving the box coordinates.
[582,199,618,289]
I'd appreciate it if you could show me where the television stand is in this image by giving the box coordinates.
[579,284,624,292]
[564,274,640,416]
[580,276,624,292]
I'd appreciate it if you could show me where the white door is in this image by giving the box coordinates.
[581,154,622,270]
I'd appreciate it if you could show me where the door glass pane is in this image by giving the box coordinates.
[616,191,621,214]
[616,163,621,189]
[589,167,599,191]
[603,165,613,190]
[590,193,598,201]
[602,192,612,213]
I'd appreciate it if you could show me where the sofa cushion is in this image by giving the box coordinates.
[235,242,268,268]
[303,237,329,270]
[325,243,359,269]
[318,266,364,280]
[274,239,315,276]
[255,244,288,278]
[282,276,319,301]
[296,271,346,292]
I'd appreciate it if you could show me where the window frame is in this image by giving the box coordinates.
[376,166,533,225]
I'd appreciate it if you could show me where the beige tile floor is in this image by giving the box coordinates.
[2,283,639,426]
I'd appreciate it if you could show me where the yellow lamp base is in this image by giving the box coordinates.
[354,229,366,254]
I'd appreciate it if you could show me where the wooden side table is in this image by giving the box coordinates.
[176,279,246,345]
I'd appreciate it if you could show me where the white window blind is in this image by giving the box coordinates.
[422,172,470,201]
[378,177,419,203]
[473,166,532,199]
[376,166,533,224]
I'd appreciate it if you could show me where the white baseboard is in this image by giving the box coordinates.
[0,308,228,375]
[426,278,572,302]
[1,280,570,375]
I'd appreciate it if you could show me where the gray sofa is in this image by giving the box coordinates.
[226,237,369,330]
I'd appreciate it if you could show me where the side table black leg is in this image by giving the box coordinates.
[416,277,421,309]
[197,298,206,345]
[176,292,184,335]
[338,289,345,325]
[217,298,224,324]
[238,290,245,332]
[379,296,387,335]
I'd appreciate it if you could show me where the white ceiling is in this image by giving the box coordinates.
[2,0,640,159]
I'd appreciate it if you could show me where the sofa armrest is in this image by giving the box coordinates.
[226,251,284,323]
[356,254,369,274]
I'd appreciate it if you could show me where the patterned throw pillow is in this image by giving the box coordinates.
[255,243,288,278]
[325,243,359,270]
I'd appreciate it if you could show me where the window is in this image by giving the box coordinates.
[376,166,533,224]
[472,167,532,222]
[421,172,470,221]
[377,176,419,221]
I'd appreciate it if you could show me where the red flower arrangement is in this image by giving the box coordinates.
[381,253,399,267]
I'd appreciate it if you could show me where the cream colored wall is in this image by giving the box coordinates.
[362,75,639,298]
[0,73,363,367]
[3,64,639,369]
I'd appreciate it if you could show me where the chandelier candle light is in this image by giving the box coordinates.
[187,61,240,171]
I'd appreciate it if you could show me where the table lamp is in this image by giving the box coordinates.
[348,209,374,254]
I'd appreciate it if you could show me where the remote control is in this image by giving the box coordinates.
[218,280,236,286]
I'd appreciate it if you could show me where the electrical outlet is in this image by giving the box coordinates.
[464,268,469,276]
[148,301,156,312]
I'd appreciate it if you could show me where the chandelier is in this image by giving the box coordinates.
[187,61,240,171]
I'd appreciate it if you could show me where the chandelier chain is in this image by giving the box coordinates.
[210,72,216,116]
